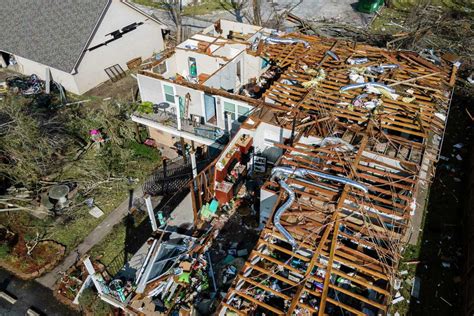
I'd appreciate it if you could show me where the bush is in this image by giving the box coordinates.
[137,101,153,114]
[0,244,10,259]
[128,141,160,161]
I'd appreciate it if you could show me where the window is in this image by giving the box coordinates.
[224,101,236,120]
[238,105,251,119]
[153,62,167,74]
[189,57,197,78]
[163,84,175,103]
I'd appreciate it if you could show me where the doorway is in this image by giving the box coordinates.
[0,52,12,68]
[204,94,217,125]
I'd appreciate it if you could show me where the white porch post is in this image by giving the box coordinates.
[145,195,158,231]
[190,150,198,179]
[83,257,104,295]
[226,112,233,135]
[45,67,51,94]
[175,97,182,131]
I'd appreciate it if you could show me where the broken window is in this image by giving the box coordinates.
[153,62,167,75]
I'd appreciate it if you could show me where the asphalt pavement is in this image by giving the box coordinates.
[0,269,79,316]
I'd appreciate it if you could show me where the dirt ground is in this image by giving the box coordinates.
[0,68,20,81]
[401,91,472,315]
[85,71,139,101]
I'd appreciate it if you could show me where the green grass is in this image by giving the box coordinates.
[131,0,165,9]
[89,221,127,267]
[131,0,233,15]
[389,0,474,12]
[183,0,233,15]
[89,212,148,276]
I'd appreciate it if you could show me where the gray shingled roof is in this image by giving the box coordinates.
[0,0,110,73]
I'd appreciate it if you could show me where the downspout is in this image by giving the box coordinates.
[271,166,369,194]
[274,179,297,249]
[271,166,369,248]
[339,82,396,94]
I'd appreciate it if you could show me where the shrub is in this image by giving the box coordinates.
[128,141,160,161]
[0,244,10,259]
[137,101,153,114]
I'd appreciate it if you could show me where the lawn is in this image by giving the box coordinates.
[0,76,162,276]
[131,0,233,15]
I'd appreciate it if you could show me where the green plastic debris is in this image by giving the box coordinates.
[178,272,191,284]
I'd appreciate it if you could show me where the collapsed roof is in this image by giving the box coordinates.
[217,32,456,315]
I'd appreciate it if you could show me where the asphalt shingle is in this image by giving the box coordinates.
[0,0,110,73]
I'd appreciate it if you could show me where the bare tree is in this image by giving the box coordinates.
[163,0,184,43]
[252,0,262,26]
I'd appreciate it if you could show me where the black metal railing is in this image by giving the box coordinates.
[134,109,229,143]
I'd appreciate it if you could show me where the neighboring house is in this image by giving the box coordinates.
[0,0,166,95]
[134,20,274,157]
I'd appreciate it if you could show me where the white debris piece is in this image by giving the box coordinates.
[89,206,104,218]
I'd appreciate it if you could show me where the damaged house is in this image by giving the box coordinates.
[0,0,166,94]
[86,19,457,315]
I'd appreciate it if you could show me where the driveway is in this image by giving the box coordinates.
[0,270,79,316]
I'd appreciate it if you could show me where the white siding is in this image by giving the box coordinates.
[73,0,165,94]
[14,55,79,94]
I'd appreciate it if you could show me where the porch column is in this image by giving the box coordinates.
[190,150,198,179]
[83,257,105,295]
[145,195,158,231]
[175,97,182,131]
[226,112,233,135]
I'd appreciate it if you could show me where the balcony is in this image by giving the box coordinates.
[132,108,229,146]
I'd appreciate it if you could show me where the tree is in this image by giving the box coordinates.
[163,0,184,43]
[252,0,262,26]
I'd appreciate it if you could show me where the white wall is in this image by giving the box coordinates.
[73,0,164,94]
[260,188,278,228]
[204,56,238,91]
[138,74,210,122]
[14,55,80,93]
[219,20,262,38]
[174,49,225,79]
[9,0,164,95]
[253,122,292,163]
[137,74,165,103]
[243,53,268,83]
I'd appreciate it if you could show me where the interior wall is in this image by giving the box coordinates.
[174,49,224,79]
[253,122,292,163]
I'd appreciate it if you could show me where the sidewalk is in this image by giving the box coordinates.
[36,186,144,289]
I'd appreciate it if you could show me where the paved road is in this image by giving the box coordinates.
[36,186,144,289]
[0,270,79,316]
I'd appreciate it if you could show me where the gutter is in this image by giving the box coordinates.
[120,0,169,28]
[70,0,112,75]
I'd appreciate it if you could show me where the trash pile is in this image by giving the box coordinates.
[6,74,44,96]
